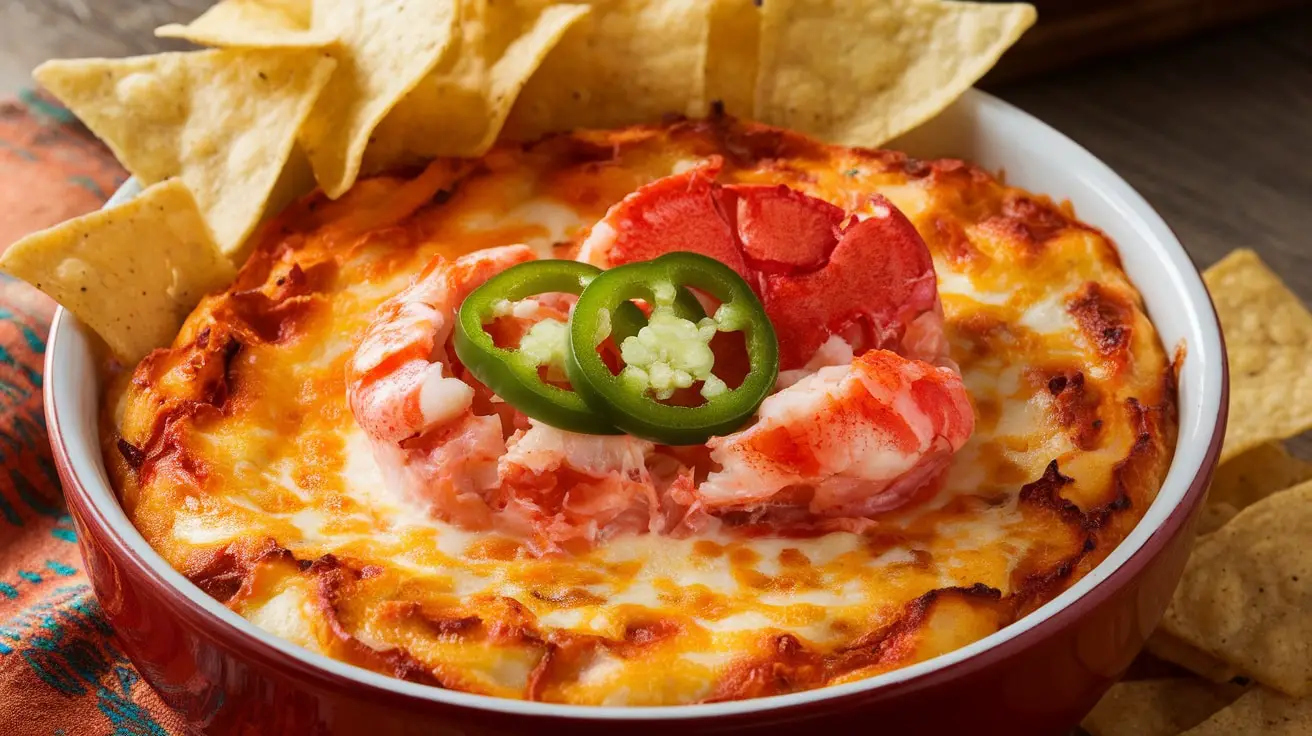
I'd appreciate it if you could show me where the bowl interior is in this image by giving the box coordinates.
[47,89,1224,719]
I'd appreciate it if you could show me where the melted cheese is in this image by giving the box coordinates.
[103,119,1175,705]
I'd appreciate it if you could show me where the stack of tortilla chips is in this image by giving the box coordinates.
[0,0,1035,364]
[1082,249,1312,736]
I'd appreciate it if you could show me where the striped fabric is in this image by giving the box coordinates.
[0,91,183,735]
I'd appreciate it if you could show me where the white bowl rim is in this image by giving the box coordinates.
[46,88,1226,720]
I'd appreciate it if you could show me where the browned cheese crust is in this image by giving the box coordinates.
[103,117,1177,704]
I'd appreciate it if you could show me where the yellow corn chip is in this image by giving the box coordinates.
[1194,500,1241,537]
[1123,647,1204,681]
[364,1,590,170]
[265,144,318,231]
[0,180,235,362]
[1199,440,1312,536]
[34,49,336,257]
[1144,632,1240,684]
[156,0,334,48]
[754,0,1035,148]
[1082,678,1247,736]
[265,0,313,26]
[1206,442,1312,531]
[1160,479,1312,696]
[1204,249,1312,462]
[503,0,711,141]
[299,0,457,198]
[1182,687,1312,735]
[706,0,761,117]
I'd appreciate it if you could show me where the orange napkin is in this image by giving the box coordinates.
[0,91,184,736]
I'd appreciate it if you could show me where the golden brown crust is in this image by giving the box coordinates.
[101,116,1177,704]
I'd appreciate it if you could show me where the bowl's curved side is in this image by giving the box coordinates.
[53,410,1222,734]
[46,88,1228,734]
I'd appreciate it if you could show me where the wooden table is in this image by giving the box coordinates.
[994,7,1312,294]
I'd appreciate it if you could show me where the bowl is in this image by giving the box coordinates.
[44,89,1228,735]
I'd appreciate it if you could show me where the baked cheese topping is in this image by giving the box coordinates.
[104,119,1176,705]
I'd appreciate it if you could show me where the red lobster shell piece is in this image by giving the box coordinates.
[733,183,845,274]
[576,160,752,281]
[758,197,941,371]
[576,158,943,370]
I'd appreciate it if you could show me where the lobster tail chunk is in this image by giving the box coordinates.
[759,195,942,369]
[575,156,752,281]
[578,167,944,371]
[732,184,845,275]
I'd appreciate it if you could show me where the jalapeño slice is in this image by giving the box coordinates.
[453,259,703,435]
[566,252,779,445]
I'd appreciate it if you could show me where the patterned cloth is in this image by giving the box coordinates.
[0,92,184,735]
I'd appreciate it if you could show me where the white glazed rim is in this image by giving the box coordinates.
[48,88,1225,721]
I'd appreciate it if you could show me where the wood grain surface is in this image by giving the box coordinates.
[992,7,1312,297]
[990,0,1312,82]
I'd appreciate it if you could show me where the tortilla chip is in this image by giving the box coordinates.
[705,0,761,117]
[754,0,1035,148]
[1144,632,1241,684]
[265,144,318,230]
[1082,678,1247,736]
[1203,249,1312,462]
[503,0,711,141]
[34,49,336,256]
[1182,687,1312,735]
[299,0,458,198]
[156,0,335,48]
[1198,442,1312,530]
[1160,478,1312,696]
[364,1,590,170]
[1205,442,1312,534]
[264,0,313,26]
[1195,500,1241,537]
[1123,648,1199,681]
[0,180,235,362]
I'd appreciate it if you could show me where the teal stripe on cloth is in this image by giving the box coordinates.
[17,88,76,125]
[45,561,76,577]
[4,586,171,734]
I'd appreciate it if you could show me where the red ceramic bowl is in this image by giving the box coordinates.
[45,90,1227,735]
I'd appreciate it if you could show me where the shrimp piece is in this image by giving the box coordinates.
[693,349,974,521]
[347,245,536,524]
[348,245,537,442]
[494,421,661,554]
[349,246,667,548]
[373,414,507,530]
[776,334,855,390]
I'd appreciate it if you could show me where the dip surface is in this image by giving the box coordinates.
[104,118,1176,705]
